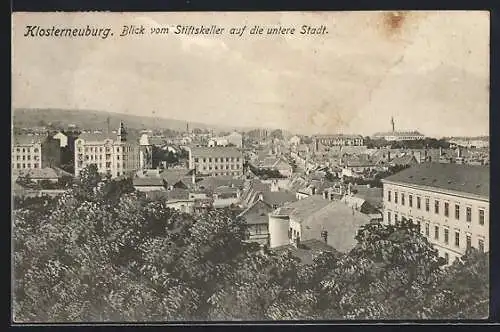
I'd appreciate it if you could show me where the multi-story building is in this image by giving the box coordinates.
[372,131,425,141]
[188,146,244,177]
[12,135,61,170]
[382,163,489,264]
[74,122,140,178]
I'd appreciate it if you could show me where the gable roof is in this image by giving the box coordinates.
[133,177,165,187]
[382,163,489,198]
[238,200,274,225]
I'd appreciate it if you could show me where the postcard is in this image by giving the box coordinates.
[11,11,490,323]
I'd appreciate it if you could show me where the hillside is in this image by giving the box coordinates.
[12,108,262,133]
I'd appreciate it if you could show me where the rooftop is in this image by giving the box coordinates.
[271,239,341,265]
[373,131,424,137]
[382,163,489,198]
[189,146,243,158]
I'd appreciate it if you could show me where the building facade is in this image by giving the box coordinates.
[12,135,61,170]
[372,131,425,141]
[74,122,140,178]
[188,146,244,177]
[382,164,489,265]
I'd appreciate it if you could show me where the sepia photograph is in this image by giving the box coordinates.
[11,11,490,323]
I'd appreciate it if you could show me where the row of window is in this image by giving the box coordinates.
[14,163,40,169]
[77,146,134,153]
[194,157,241,163]
[77,161,126,169]
[14,155,40,161]
[387,190,485,225]
[199,164,241,171]
[207,171,242,177]
[14,147,40,153]
[386,212,485,252]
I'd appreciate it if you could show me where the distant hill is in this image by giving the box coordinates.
[12,108,263,133]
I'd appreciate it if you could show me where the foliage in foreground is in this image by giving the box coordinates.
[13,165,489,322]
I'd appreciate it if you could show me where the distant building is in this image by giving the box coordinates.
[289,135,301,146]
[12,134,61,170]
[382,163,489,265]
[74,122,140,178]
[188,146,244,177]
[138,134,154,170]
[372,116,424,141]
[313,134,364,151]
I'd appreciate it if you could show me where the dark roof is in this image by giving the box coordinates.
[383,163,489,198]
[197,176,244,192]
[15,168,59,179]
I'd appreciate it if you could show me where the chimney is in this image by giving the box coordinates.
[192,169,196,185]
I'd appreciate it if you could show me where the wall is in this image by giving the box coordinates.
[269,215,290,248]
[383,182,489,264]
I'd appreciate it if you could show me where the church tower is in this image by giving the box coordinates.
[117,121,127,142]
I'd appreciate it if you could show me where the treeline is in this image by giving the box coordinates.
[12,165,489,322]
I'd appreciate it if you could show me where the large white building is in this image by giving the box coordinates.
[74,122,140,178]
[188,146,244,177]
[12,135,61,170]
[208,131,243,148]
[382,163,489,264]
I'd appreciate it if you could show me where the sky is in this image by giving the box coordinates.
[12,11,489,137]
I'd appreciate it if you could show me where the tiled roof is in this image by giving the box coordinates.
[382,163,489,198]
[189,146,243,158]
[238,200,274,225]
[167,188,190,201]
[133,177,165,187]
[261,191,297,206]
[197,176,244,192]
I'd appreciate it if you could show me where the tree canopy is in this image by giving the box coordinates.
[13,165,489,322]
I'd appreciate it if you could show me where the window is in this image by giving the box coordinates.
[387,212,391,224]
[195,158,199,162]
[401,193,405,206]
[237,158,240,162]
[444,253,449,264]
[425,223,429,236]
[409,195,413,207]
[16,156,19,160]
[455,231,460,247]
[117,155,120,160]
[455,204,460,220]
[34,148,39,153]
[466,234,471,250]
[417,197,421,209]
[479,209,485,225]
[215,158,218,162]
[444,202,449,217]
[22,148,25,153]
[434,226,439,240]
[209,158,212,162]
[425,198,430,212]
[16,148,20,153]
[22,156,25,161]
[22,163,26,169]
[16,163,20,168]
[444,228,449,244]
[394,213,398,223]
[434,200,439,214]
[387,190,391,202]
[478,239,484,253]
[106,162,111,168]
[34,164,38,168]
[395,192,398,204]
[466,207,472,222]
